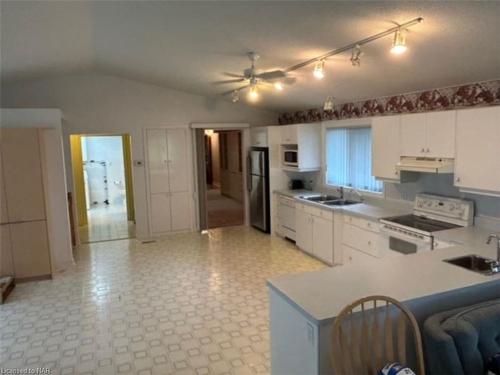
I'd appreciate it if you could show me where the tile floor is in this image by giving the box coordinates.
[0,226,324,375]
[79,204,135,244]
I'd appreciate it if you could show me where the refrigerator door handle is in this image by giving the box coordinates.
[247,154,252,192]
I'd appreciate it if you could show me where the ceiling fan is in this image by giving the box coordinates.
[214,52,296,101]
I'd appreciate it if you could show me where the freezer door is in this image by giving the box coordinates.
[250,175,267,231]
[250,150,265,177]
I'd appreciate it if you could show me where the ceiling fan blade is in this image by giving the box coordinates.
[212,78,246,85]
[283,76,296,85]
[256,70,286,80]
[222,72,245,78]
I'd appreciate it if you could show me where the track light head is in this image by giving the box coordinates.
[350,45,363,66]
[231,90,239,103]
[391,29,407,55]
[313,60,325,79]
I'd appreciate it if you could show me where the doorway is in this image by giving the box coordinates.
[202,129,245,229]
[70,134,135,243]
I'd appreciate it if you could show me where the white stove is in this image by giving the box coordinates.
[380,194,474,255]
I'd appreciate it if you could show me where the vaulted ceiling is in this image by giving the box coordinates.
[1,1,499,111]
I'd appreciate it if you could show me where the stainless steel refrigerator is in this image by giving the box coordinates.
[247,147,270,233]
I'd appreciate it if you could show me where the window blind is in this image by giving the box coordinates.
[326,127,382,193]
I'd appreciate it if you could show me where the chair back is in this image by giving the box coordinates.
[331,295,425,375]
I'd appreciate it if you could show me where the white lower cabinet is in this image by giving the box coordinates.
[342,215,382,263]
[296,203,334,265]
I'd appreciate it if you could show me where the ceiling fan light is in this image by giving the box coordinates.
[231,90,239,103]
[248,85,259,102]
[274,81,284,91]
[391,29,407,55]
[313,60,325,79]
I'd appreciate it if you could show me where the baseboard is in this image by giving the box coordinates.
[16,274,52,284]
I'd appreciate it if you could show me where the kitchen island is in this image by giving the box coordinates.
[267,225,500,375]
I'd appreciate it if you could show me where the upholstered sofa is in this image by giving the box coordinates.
[423,298,500,375]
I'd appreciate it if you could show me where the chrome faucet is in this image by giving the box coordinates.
[351,188,364,202]
[337,186,344,199]
[487,234,500,263]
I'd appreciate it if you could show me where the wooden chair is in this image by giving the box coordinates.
[331,295,425,375]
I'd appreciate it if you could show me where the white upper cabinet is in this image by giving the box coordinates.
[400,111,456,158]
[372,115,401,181]
[250,126,268,147]
[400,113,427,157]
[455,106,500,194]
[167,128,189,193]
[281,125,298,144]
[146,129,170,194]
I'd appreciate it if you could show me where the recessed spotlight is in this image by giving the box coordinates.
[313,60,325,79]
[391,29,407,55]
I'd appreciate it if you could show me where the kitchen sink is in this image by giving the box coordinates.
[322,199,359,206]
[299,195,340,202]
[444,254,500,275]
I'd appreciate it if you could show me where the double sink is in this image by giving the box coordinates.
[298,194,360,207]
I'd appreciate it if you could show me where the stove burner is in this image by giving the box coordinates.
[382,214,461,233]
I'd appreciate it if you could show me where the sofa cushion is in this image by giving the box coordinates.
[424,299,500,375]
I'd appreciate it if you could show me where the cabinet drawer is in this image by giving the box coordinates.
[342,245,377,265]
[343,215,379,233]
[342,224,381,258]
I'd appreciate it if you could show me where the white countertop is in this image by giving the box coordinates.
[274,189,411,220]
[268,225,500,323]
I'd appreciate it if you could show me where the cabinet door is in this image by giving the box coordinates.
[312,215,333,264]
[400,113,427,157]
[281,125,298,144]
[10,221,51,279]
[372,116,401,181]
[150,193,171,233]
[167,129,189,193]
[426,110,456,158]
[170,192,191,231]
[295,207,312,254]
[455,107,500,192]
[1,128,46,222]
[1,225,14,276]
[146,129,170,194]
[250,127,268,147]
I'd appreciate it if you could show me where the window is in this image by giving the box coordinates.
[325,127,382,193]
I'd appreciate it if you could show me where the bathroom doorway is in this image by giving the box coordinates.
[70,134,135,243]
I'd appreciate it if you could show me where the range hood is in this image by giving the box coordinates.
[396,157,454,174]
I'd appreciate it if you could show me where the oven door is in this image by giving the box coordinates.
[380,225,432,255]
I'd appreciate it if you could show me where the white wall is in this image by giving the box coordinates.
[1,72,278,238]
[0,108,74,272]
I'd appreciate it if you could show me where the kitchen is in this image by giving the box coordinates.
[248,102,500,374]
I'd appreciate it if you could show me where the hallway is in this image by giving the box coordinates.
[206,189,244,229]
[79,204,135,243]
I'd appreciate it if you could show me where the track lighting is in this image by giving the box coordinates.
[274,81,284,91]
[247,85,259,102]
[350,45,362,66]
[231,90,239,103]
[323,96,334,111]
[391,29,407,55]
[313,60,325,79]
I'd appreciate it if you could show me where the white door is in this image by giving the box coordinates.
[312,215,333,264]
[167,128,189,193]
[455,107,500,192]
[372,115,401,181]
[426,111,456,158]
[295,206,312,254]
[150,193,171,233]
[400,113,427,157]
[147,129,169,194]
[170,191,191,231]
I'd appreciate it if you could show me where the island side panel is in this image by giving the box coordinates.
[269,287,319,375]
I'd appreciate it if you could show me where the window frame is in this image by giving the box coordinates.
[323,120,383,196]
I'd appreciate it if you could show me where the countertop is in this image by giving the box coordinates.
[268,225,500,323]
[273,189,412,220]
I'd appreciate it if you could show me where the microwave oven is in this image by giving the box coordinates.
[282,147,298,167]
